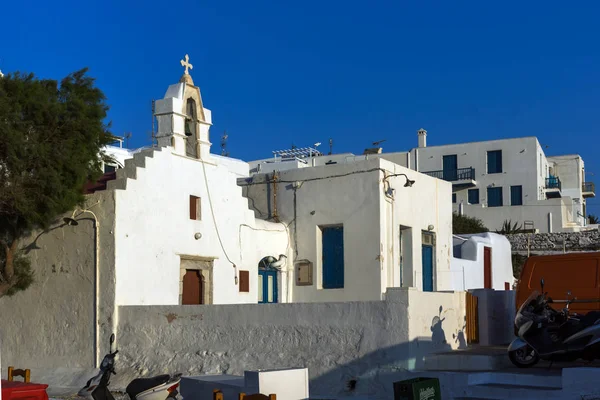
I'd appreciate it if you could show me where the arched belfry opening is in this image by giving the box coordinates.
[185,98,198,158]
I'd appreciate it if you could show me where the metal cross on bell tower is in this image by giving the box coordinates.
[180,54,193,75]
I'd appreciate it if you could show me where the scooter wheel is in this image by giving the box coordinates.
[509,346,539,368]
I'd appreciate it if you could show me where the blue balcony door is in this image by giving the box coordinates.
[422,245,434,292]
[322,226,344,289]
[258,269,278,303]
[443,155,458,181]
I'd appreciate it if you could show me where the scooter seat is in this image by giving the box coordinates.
[579,311,600,329]
[126,375,171,398]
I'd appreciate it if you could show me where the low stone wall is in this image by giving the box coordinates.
[507,229,600,253]
[114,288,466,397]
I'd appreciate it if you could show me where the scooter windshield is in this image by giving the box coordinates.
[515,291,541,328]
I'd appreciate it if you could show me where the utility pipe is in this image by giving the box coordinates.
[68,207,100,368]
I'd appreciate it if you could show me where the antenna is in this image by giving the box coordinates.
[372,139,387,146]
[329,138,333,155]
[124,132,132,148]
[221,131,229,157]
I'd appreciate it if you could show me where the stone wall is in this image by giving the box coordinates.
[114,288,466,398]
[506,229,600,253]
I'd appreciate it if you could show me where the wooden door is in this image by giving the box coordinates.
[322,226,345,289]
[422,245,434,292]
[443,154,458,181]
[466,292,479,344]
[484,246,492,289]
[182,269,203,305]
[258,269,278,303]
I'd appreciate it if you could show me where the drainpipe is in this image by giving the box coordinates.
[272,172,280,223]
[77,208,101,368]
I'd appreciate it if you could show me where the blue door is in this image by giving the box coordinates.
[322,226,344,289]
[443,155,458,181]
[422,245,434,292]
[258,269,278,303]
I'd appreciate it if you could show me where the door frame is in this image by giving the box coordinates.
[179,256,214,305]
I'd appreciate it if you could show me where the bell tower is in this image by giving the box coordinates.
[154,54,212,160]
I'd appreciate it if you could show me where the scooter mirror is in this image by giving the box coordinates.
[110,334,115,345]
[540,278,545,293]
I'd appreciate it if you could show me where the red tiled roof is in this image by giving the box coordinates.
[83,171,117,194]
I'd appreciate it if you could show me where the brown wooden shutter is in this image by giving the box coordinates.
[239,270,250,292]
[190,195,198,220]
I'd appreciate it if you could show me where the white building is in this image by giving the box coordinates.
[391,131,594,233]
[242,156,456,301]
[451,232,515,291]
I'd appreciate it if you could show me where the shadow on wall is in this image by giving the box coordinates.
[309,306,456,399]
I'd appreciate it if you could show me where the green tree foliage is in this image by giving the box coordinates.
[496,219,524,235]
[0,68,112,297]
[589,214,599,225]
[452,213,489,234]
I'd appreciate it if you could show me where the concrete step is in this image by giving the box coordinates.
[423,351,512,371]
[467,371,561,389]
[465,383,564,400]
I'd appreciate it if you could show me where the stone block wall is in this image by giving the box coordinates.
[506,229,600,253]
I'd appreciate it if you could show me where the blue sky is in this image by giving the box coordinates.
[2,1,600,212]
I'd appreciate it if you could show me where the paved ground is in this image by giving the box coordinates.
[433,344,600,374]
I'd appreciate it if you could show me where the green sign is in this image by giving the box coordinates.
[393,377,442,400]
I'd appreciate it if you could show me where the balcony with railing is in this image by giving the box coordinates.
[583,182,596,198]
[422,167,476,188]
[545,176,562,198]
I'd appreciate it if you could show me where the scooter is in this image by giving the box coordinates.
[508,278,600,368]
[78,334,183,400]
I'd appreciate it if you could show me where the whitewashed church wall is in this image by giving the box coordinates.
[114,149,288,306]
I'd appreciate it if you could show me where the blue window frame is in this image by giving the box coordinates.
[452,193,457,203]
[468,189,479,204]
[487,150,503,174]
[511,185,523,206]
[322,226,344,289]
[487,187,503,207]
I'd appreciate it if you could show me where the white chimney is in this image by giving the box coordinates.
[417,128,427,148]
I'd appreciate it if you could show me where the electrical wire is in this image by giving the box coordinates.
[201,159,236,268]
[238,167,388,186]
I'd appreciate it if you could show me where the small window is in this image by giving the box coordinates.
[189,195,201,220]
[452,193,457,203]
[511,185,523,206]
[468,189,480,204]
[487,150,503,174]
[322,226,344,289]
[239,270,249,292]
[104,164,116,173]
[487,187,503,207]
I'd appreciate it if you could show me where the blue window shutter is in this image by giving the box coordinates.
[487,187,503,207]
[468,189,479,204]
[511,185,523,206]
[487,150,503,174]
[322,226,344,289]
[452,193,457,203]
